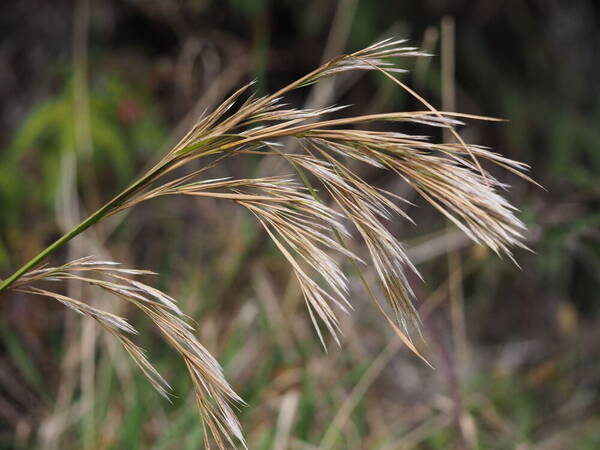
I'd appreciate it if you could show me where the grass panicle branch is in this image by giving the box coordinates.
[0,38,532,448]
[13,257,245,448]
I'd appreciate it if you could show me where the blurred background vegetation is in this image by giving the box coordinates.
[1,0,599,448]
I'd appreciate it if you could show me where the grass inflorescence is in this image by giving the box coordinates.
[0,38,532,448]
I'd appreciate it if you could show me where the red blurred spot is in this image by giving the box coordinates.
[118,98,143,125]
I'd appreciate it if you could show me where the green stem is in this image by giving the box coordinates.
[0,158,177,295]
[0,209,102,294]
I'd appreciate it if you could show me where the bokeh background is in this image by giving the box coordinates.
[1,0,599,448]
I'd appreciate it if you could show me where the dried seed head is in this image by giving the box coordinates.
[16,257,244,447]
[8,38,534,448]
[97,37,530,418]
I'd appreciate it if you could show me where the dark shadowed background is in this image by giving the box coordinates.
[1,0,599,448]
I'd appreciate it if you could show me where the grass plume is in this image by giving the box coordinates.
[0,38,532,448]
